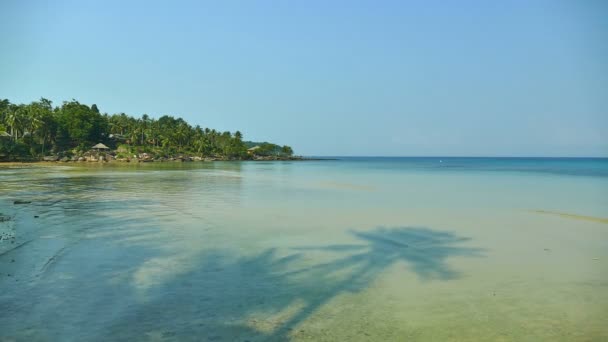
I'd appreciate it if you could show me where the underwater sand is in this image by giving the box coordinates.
[1,158,607,341]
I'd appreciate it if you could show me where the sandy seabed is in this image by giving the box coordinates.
[1,161,607,341]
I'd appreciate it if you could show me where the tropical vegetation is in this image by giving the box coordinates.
[0,98,295,161]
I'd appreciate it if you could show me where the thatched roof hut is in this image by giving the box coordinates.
[91,143,110,150]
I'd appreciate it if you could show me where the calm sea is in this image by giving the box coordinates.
[1,157,607,341]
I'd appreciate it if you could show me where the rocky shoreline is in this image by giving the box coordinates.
[0,156,334,165]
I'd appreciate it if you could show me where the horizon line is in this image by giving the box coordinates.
[304,155,608,159]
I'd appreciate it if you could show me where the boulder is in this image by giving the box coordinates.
[43,156,58,162]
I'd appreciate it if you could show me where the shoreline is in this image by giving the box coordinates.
[0,158,336,167]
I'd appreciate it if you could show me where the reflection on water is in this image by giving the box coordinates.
[1,161,607,341]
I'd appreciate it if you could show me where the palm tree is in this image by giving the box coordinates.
[174,123,188,150]
[140,114,149,145]
[148,118,158,146]
[5,105,23,140]
[31,99,55,156]
[28,109,43,142]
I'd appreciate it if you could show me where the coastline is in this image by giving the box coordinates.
[0,158,335,167]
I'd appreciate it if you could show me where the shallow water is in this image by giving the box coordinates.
[1,158,607,341]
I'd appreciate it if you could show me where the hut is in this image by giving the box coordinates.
[247,146,260,155]
[91,143,110,161]
[92,143,110,151]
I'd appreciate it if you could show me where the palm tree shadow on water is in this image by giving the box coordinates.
[270,226,485,340]
[99,226,483,341]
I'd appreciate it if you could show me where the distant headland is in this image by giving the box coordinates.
[0,98,300,163]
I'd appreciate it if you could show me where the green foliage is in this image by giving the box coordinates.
[0,97,294,161]
[0,139,29,161]
[242,141,295,158]
[281,145,294,156]
[53,126,71,153]
[116,144,132,153]
[244,141,294,157]
[255,143,282,156]
[56,100,107,147]
[75,142,89,153]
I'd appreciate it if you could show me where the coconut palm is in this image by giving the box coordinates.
[5,105,24,140]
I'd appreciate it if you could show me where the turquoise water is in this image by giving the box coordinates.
[1,158,607,341]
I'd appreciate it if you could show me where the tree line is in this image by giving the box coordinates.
[0,98,294,161]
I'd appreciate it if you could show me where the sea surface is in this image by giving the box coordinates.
[1,157,607,341]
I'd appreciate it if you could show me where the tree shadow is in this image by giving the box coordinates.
[293,226,484,282]
[101,226,483,341]
[267,226,484,339]
[1,225,483,341]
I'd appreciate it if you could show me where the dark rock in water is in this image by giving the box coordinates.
[14,200,31,205]
[162,331,176,338]
[34,215,39,218]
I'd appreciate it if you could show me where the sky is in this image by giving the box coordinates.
[1,0,607,156]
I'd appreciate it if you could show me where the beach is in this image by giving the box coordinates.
[1,158,607,341]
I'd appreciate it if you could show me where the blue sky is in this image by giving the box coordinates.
[1,0,606,156]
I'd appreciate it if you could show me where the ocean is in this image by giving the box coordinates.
[1,157,607,341]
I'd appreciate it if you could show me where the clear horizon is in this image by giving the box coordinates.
[308,155,608,158]
[1,0,607,157]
